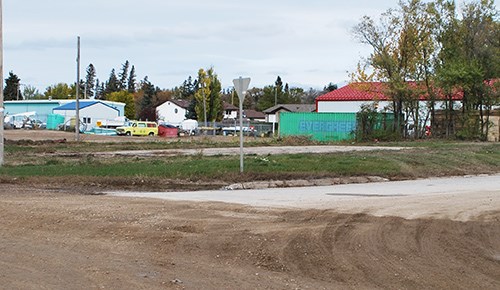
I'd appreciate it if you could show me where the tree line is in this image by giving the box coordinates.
[353,0,499,140]
[4,63,336,122]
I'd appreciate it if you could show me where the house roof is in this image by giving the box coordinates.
[316,82,465,102]
[223,102,238,110]
[53,100,117,111]
[244,109,265,119]
[263,104,316,114]
[170,99,190,109]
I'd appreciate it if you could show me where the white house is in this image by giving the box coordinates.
[156,99,190,126]
[52,100,122,131]
[223,102,238,119]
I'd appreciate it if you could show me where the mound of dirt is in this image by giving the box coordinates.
[0,184,498,289]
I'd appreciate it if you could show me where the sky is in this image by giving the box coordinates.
[4,0,493,92]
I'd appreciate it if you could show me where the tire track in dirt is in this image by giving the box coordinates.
[1,186,499,289]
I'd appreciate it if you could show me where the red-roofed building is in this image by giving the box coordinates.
[315,82,463,113]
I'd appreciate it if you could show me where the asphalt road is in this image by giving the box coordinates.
[108,174,500,221]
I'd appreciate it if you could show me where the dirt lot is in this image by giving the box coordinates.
[1,183,499,290]
[1,130,499,289]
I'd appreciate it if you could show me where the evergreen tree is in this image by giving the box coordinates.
[127,65,137,93]
[104,69,120,98]
[323,82,338,92]
[118,60,129,91]
[275,76,283,105]
[137,76,157,121]
[4,72,22,100]
[95,79,102,99]
[85,64,96,99]
[185,98,198,120]
[180,76,197,99]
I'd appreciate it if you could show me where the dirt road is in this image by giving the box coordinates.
[1,180,499,289]
[110,174,500,221]
[1,130,499,289]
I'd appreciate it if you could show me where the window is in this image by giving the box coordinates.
[83,117,91,124]
[174,108,178,114]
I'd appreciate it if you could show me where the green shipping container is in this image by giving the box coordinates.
[46,114,65,130]
[279,112,357,141]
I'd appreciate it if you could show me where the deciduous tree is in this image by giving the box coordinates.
[107,91,135,119]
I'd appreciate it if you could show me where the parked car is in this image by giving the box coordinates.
[116,121,158,136]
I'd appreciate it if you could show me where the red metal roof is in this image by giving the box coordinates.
[316,82,465,102]
[317,82,388,101]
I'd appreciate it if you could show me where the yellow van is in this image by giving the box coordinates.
[116,121,158,136]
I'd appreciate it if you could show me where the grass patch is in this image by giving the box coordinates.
[1,141,499,189]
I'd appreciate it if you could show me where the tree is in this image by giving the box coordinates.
[85,64,96,99]
[256,85,276,111]
[95,79,103,99]
[118,60,129,91]
[185,98,198,120]
[107,91,135,119]
[243,87,263,110]
[179,76,197,100]
[128,65,137,93]
[353,0,438,137]
[137,76,157,121]
[434,0,499,139]
[104,69,120,98]
[4,72,22,100]
[302,88,322,104]
[43,83,75,99]
[323,82,338,92]
[194,67,223,124]
[22,85,43,100]
[288,87,304,103]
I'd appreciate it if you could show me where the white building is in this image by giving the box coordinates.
[315,82,464,114]
[156,99,190,126]
[223,102,238,119]
[53,100,122,131]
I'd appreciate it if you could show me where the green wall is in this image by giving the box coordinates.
[279,112,356,141]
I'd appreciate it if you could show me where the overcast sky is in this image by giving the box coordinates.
[4,0,494,92]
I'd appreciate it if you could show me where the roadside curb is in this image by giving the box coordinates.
[224,176,389,190]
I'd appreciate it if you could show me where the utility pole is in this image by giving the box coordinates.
[0,0,4,166]
[75,36,80,141]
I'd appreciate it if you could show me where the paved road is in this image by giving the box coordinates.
[108,174,500,221]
